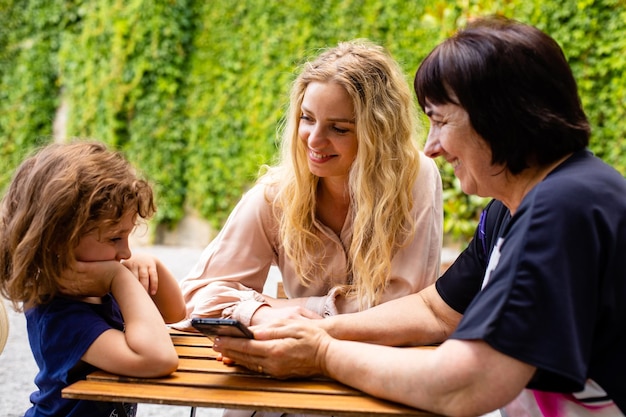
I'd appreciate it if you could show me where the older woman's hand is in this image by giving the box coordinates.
[212,319,331,378]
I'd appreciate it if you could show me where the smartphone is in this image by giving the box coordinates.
[191,317,254,339]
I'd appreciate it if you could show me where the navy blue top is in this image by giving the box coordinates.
[437,150,626,413]
[24,294,136,417]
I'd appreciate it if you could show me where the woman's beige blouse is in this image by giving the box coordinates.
[176,152,443,329]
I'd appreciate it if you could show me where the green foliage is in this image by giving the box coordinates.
[0,0,65,188]
[1,0,625,244]
[57,0,194,226]
[532,0,626,175]
[182,1,293,227]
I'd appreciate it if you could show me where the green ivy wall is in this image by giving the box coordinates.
[1,0,625,243]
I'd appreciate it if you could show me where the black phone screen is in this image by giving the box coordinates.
[191,318,254,339]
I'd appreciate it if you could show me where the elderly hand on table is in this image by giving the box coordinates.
[212,319,331,378]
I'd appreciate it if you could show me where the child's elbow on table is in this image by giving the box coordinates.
[145,349,179,377]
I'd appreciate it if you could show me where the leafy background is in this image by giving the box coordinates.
[1,0,624,246]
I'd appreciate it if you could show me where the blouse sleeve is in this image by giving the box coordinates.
[178,182,278,328]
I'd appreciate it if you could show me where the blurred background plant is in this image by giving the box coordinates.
[1,0,624,248]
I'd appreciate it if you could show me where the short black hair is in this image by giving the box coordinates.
[415,16,590,174]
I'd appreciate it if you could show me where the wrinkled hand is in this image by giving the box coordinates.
[121,252,159,295]
[251,305,322,325]
[212,319,331,379]
[58,260,122,297]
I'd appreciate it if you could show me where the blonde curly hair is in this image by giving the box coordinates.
[264,39,422,309]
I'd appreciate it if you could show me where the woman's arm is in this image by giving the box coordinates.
[214,316,534,416]
[320,336,535,416]
[319,284,461,346]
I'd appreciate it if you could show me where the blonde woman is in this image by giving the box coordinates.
[178,39,442,329]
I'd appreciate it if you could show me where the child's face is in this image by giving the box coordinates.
[74,212,136,262]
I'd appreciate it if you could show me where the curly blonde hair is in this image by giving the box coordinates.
[0,141,155,311]
[265,40,422,309]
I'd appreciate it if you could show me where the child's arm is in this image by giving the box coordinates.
[121,253,186,323]
[81,262,179,377]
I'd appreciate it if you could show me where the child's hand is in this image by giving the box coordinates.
[121,253,160,295]
[124,253,185,323]
[59,260,121,297]
[123,253,185,323]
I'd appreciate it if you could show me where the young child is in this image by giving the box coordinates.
[0,141,186,417]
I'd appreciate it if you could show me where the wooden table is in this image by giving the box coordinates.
[62,329,441,416]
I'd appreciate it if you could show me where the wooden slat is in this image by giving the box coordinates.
[87,370,360,396]
[62,328,443,417]
[174,344,219,359]
[176,357,250,373]
[171,334,212,348]
[168,328,201,337]
[63,380,437,416]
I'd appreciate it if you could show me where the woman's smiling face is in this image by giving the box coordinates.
[298,81,358,181]
[423,101,500,198]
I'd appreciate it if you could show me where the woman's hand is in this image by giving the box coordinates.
[219,308,323,366]
[251,305,322,325]
[212,319,331,378]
